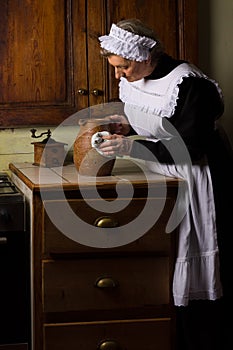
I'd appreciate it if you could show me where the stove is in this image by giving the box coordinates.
[0,172,20,196]
[0,172,30,349]
[0,173,25,232]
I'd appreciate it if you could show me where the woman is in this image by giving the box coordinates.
[98,19,233,349]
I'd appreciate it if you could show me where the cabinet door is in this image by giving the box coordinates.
[0,0,112,126]
[0,0,77,127]
[73,0,107,112]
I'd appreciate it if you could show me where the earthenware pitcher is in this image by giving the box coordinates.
[73,118,115,176]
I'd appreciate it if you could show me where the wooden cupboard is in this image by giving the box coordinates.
[9,160,181,350]
[0,0,197,127]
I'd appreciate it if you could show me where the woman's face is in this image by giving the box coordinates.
[107,55,152,82]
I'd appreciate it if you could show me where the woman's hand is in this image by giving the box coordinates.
[105,114,131,136]
[99,133,133,157]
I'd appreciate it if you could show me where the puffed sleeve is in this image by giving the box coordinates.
[129,76,224,163]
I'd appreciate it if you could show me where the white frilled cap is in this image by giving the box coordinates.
[98,24,157,62]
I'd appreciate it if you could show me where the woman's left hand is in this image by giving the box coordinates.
[99,134,133,157]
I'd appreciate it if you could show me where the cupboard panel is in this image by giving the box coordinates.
[0,0,66,104]
[0,0,76,127]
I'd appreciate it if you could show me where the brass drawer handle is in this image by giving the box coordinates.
[95,277,118,289]
[97,340,121,350]
[0,237,7,244]
[94,216,119,228]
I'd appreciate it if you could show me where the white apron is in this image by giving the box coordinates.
[120,63,223,306]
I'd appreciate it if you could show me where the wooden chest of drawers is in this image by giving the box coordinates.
[10,161,180,350]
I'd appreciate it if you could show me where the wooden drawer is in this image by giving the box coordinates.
[44,318,172,350]
[43,256,170,315]
[42,198,174,254]
[0,345,28,350]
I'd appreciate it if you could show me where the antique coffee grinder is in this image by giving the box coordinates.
[30,129,67,167]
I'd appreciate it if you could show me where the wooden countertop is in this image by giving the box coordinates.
[9,159,182,192]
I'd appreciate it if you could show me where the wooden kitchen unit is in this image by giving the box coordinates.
[10,159,182,350]
[0,0,197,127]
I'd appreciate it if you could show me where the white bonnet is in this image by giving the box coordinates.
[99,24,156,62]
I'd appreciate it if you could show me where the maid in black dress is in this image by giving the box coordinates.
[98,18,233,350]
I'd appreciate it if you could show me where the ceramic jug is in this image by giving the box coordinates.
[73,118,115,176]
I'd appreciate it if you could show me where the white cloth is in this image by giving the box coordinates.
[91,131,112,157]
[121,63,223,306]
